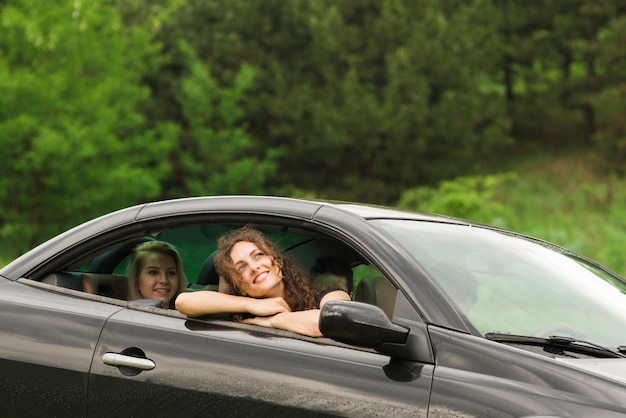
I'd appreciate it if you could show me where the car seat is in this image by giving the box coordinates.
[353,276,396,318]
[81,274,129,299]
[190,251,220,291]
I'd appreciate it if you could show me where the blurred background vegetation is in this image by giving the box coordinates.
[1,0,626,275]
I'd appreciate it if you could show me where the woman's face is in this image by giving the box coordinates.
[137,252,179,307]
[230,241,283,298]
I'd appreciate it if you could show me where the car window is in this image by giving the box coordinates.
[375,218,626,348]
[38,222,405,322]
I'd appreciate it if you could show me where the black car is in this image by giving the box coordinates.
[2,196,626,417]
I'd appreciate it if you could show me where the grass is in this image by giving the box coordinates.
[396,146,626,278]
[491,150,626,277]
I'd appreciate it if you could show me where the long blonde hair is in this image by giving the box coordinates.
[127,241,187,308]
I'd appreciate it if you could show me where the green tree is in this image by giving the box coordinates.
[592,9,626,172]
[119,1,279,198]
[152,0,512,203]
[397,173,516,227]
[494,0,626,146]
[172,42,277,196]
[0,0,175,254]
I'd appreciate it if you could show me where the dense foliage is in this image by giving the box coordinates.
[1,0,626,273]
[398,153,626,277]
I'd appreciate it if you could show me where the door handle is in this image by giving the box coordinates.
[102,352,155,370]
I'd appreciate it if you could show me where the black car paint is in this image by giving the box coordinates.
[0,276,432,417]
[427,326,626,416]
[88,308,432,417]
[0,278,121,416]
[1,196,626,417]
[320,299,626,416]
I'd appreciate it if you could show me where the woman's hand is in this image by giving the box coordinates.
[241,290,352,337]
[241,310,322,337]
[241,315,277,328]
[176,291,290,317]
[245,297,291,317]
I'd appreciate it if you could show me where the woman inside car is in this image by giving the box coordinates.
[309,256,354,297]
[175,225,351,337]
[128,241,186,309]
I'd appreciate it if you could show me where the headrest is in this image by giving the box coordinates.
[196,251,220,287]
[82,274,129,300]
[354,276,396,318]
[90,237,155,273]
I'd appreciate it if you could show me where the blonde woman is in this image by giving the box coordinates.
[128,241,186,309]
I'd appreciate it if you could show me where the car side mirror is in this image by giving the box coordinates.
[320,300,408,346]
[320,300,433,363]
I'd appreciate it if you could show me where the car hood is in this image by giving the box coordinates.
[556,358,626,384]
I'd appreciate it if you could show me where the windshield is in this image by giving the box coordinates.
[373,219,626,349]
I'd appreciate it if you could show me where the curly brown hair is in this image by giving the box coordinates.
[214,225,317,311]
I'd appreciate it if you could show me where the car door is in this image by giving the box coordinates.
[0,278,121,417]
[88,304,432,417]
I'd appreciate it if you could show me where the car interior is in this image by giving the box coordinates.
[36,222,400,319]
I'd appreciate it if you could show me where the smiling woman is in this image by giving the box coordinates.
[175,225,351,336]
[214,226,318,310]
[127,241,187,309]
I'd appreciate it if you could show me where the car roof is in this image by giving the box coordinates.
[331,202,469,224]
[135,195,468,224]
[0,195,469,280]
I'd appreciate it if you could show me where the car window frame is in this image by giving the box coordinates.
[19,276,384,355]
[21,213,423,349]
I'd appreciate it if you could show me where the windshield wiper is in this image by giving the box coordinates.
[485,333,626,359]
